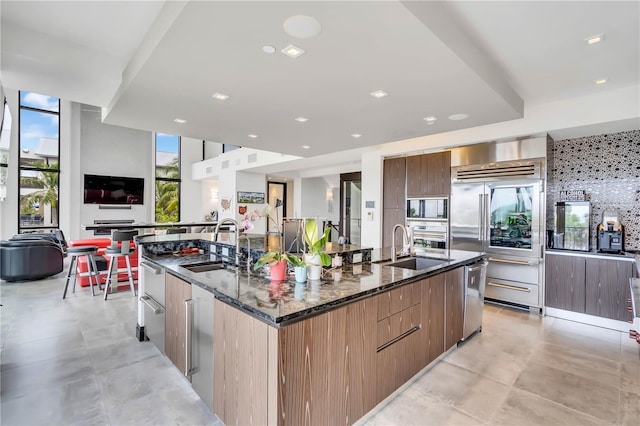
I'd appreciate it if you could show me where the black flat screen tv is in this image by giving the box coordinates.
[83,174,144,205]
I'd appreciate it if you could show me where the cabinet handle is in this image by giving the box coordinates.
[478,195,484,241]
[184,299,195,376]
[488,257,531,265]
[140,261,162,275]
[376,325,421,352]
[488,281,531,293]
[140,295,164,314]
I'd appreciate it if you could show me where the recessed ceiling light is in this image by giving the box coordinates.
[585,34,605,45]
[301,145,311,149]
[262,45,276,54]
[448,113,469,121]
[370,90,388,99]
[281,44,306,58]
[294,117,309,122]
[211,93,229,101]
[423,116,438,122]
[173,118,187,124]
[283,15,322,39]
[594,78,608,85]
[248,134,258,138]
[351,133,362,138]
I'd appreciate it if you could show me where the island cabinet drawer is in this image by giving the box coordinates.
[377,282,422,320]
[376,304,421,349]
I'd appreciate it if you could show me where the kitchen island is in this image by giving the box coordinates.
[136,234,484,425]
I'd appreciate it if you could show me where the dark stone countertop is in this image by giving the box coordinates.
[142,248,485,327]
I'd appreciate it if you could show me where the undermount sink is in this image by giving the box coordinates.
[378,256,451,270]
[182,261,226,273]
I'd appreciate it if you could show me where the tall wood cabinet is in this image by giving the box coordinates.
[165,272,192,376]
[406,151,451,197]
[545,252,634,321]
[382,157,406,249]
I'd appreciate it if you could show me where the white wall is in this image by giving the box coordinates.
[0,89,19,240]
[77,106,153,239]
[236,171,267,233]
[300,177,339,224]
[179,137,203,222]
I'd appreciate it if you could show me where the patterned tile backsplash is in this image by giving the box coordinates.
[546,130,640,251]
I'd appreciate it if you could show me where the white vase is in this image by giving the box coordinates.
[304,253,322,281]
[294,266,307,283]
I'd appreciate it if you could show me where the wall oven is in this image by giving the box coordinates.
[407,220,448,250]
[407,197,448,221]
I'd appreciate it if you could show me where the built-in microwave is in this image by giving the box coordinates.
[406,197,448,221]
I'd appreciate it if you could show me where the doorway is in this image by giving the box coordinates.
[340,172,361,245]
[267,181,286,234]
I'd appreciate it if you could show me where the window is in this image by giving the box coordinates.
[0,100,10,201]
[155,133,180,223]
[18,91,60,232]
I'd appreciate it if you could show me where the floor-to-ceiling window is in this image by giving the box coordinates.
[0,100,10,202]
[155,133,181,223]
[18,91,60,233]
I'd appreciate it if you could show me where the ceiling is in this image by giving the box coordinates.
[1,1,638,162]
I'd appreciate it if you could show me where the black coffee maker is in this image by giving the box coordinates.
[597,210,624,253]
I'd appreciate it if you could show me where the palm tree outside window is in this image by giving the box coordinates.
[18,91,60,232]
[155,133,181,223]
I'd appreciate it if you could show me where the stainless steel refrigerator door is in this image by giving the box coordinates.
[190,285,215,412]
[450,182,486,252]
[485,180,542,259]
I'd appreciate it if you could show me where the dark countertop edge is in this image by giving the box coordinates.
[545,248,637,261]
[148,252,485,328]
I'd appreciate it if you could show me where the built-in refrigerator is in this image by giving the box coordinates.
[450,159,545,311]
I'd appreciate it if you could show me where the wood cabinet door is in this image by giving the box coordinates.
[406,155,423,197]
[383,207,405,249]
[165,272,192,376]
[585,258,633,320]
[544,254,586,312]
[445,267,464,350]
[383,157,406,209]
[425,151,451,196]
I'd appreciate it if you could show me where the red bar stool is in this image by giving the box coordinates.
[103,230,138,300]
[62,246,101,298]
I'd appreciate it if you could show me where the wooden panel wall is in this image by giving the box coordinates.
[276,297,377,426]
[213,299,270,426]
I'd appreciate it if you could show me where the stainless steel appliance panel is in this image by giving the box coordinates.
[462,260,488,341]
[140,261,165,354]
[485,278,540,306]
[450,182,485,252]
[487,256,540,285]
[190,285,215,412]
[406,197,448,220]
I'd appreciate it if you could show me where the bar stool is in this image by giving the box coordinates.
[103,230,138,300]
[62,246,101,299]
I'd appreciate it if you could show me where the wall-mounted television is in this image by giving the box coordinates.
[84,174,144,205]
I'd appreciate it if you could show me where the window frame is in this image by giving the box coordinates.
[17,91,61,233]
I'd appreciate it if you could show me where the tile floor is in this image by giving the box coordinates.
[1,265,638,425]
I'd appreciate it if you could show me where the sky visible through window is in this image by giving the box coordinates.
[19,92,59,151]
[156,133,179,153]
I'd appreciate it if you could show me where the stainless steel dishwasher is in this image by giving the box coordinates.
[187,285,215,412]
[462,259,488,341]
[139,261,166,354]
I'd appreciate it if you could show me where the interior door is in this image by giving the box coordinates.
[340,172,361,245]
[450,182,485,252]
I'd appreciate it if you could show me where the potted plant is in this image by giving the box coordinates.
[303,218,332,280]
[253,251,305,281]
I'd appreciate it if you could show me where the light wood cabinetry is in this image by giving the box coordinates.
[213,299,273,426]
[445,267,464,350]
[545,253,634,321]
[165,272,192,376]
[545,253,586,313]
[406,151,451,197]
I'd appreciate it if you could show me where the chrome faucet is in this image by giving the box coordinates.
[391,223,412,262]
[214,218,242,266]
[238,234,252,275]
